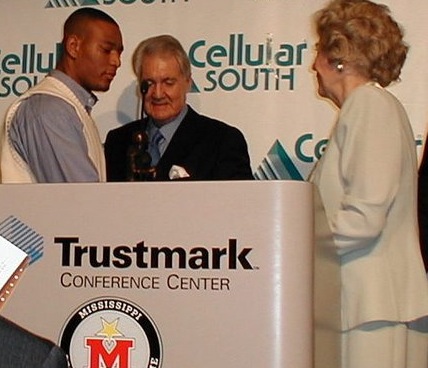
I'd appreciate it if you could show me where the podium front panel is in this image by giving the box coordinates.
[0,181,315,368]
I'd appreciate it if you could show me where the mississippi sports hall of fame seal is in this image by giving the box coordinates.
[60,297,162,368]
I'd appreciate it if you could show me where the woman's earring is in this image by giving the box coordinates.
[336,63,344,72]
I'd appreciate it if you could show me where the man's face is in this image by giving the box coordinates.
[73,20,123,92]
[141,53,191,125]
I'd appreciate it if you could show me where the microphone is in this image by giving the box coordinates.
[140,79,150,94]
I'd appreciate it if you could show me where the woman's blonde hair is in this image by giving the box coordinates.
[315,0,408,86]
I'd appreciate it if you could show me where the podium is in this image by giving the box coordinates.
[0,181,340,368]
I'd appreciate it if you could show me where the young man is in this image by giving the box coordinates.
[1,8,123,183]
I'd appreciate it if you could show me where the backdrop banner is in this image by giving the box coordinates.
[0,0,426,178]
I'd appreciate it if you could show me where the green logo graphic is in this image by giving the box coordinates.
[45,0,100,8]
[190,79,200,93]
[254,140,303,181]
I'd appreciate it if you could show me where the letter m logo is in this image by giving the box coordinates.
[85,338,134,368]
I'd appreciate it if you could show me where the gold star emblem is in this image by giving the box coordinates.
[96,318,123,341]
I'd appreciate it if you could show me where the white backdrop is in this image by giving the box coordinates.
[0,0,427,178]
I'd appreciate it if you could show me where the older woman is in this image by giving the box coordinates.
[310,1,428,367]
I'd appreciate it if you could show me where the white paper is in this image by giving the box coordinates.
[0,235,27,292]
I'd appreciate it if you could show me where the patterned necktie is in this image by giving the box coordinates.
[148,129,164,166]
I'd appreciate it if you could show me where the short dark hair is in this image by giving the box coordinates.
[63,7,119,38]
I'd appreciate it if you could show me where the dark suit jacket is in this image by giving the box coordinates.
[0,316,68,368]
[418,143,428,271]
[105,106,253,181]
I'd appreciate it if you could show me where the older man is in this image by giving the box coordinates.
[104,35,253,181]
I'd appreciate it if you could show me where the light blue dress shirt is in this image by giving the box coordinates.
[9,70,99,183]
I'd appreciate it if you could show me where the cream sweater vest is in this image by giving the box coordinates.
[0,76,106,183]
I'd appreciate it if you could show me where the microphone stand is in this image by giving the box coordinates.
[140,80,150,121]
[126,80,156,181]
